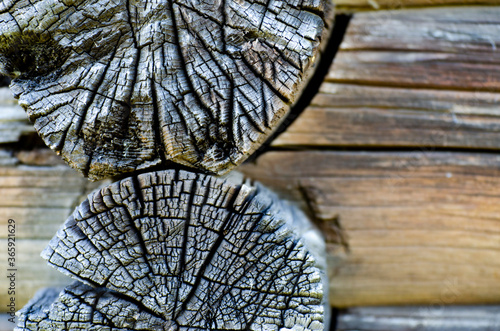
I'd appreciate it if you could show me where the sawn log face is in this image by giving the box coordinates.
[16,169,327,330]
[0,0,333,180]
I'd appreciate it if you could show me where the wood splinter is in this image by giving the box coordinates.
[16,169,330,330]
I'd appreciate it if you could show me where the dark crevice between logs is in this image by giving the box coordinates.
[2,132,67,166]
[0,75,10,87]
[5,131,46,150]
[0,124,68,166]
[330,308,340,331]
[245,14,352,164]
[110,162,206,184]
[299,183,350,254]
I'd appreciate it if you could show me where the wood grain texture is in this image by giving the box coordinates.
[0,164,101,239]
[273,7,500,150]
[336,306,500,330]
[0,88,33,144]
[239,151,500,307]
[19,169,328,330]
[0,152,103,312]
[259,6,500,307]
[0,0,333,180]
[0,240,71,314]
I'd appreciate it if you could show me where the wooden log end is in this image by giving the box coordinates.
[0,0,334,180]
[15,287,62,331]
[18,169,329,330]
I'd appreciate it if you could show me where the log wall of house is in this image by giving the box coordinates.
[0,88,105,311]
[0,1,499,323]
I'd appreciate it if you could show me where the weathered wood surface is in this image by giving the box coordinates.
[0,149,103,312]
[0,88,33,144]
[336,306,500,330]
[241,151,500,307]
[0,0,333,180]
[0,87,103,313]
[18,169,328,330]
[273,6,500,150]
[1,2,500,317]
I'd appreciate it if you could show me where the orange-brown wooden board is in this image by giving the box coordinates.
[241,151,500,306]
[274,7,500,150]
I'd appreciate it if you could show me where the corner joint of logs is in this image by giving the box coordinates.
[0,0,335,329]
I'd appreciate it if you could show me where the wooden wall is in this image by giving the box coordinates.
[333,0,500,11]
[0,88,104,312]
[335,306,500,330]
[241,6,500,307]
[1,1,500,317]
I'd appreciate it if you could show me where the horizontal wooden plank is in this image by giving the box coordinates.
[332,7,500,90]
[240,151,500,306]
[328,51,500,91]
[274,85,500,149]
[334,0,500,12]
[0,162,104,312]
[0,207,77,239]
[336,306,500,330]
[0,88,33,145]
[0,163,105,239]
[340,7,500,53]
[273,7,500,150]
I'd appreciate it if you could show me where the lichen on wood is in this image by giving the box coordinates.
[16,169,328,330]
[0,0,333,180]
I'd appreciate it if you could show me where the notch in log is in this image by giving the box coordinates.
[0,0,334,180]
[16,169,329,330]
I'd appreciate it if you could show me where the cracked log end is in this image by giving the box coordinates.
[0,0,334,180]
[16,169,329,330]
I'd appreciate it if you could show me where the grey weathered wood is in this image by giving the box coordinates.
[17,169,328,330]
[0,88,104,310]
[0,87,33,144]
[336,306,500,331]
[0,0,334,180]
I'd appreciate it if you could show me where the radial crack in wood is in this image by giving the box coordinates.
[16,169,328,330]
[0,0,334,180]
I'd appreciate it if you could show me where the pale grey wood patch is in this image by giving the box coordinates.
[0,87,34,144]
[0,0,333,180]
[17,169,326,330]
[0,157,106,310]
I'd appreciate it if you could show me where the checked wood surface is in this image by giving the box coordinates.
[1,2,500,315]
[18,170,328,330]
[0,0,333,180]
